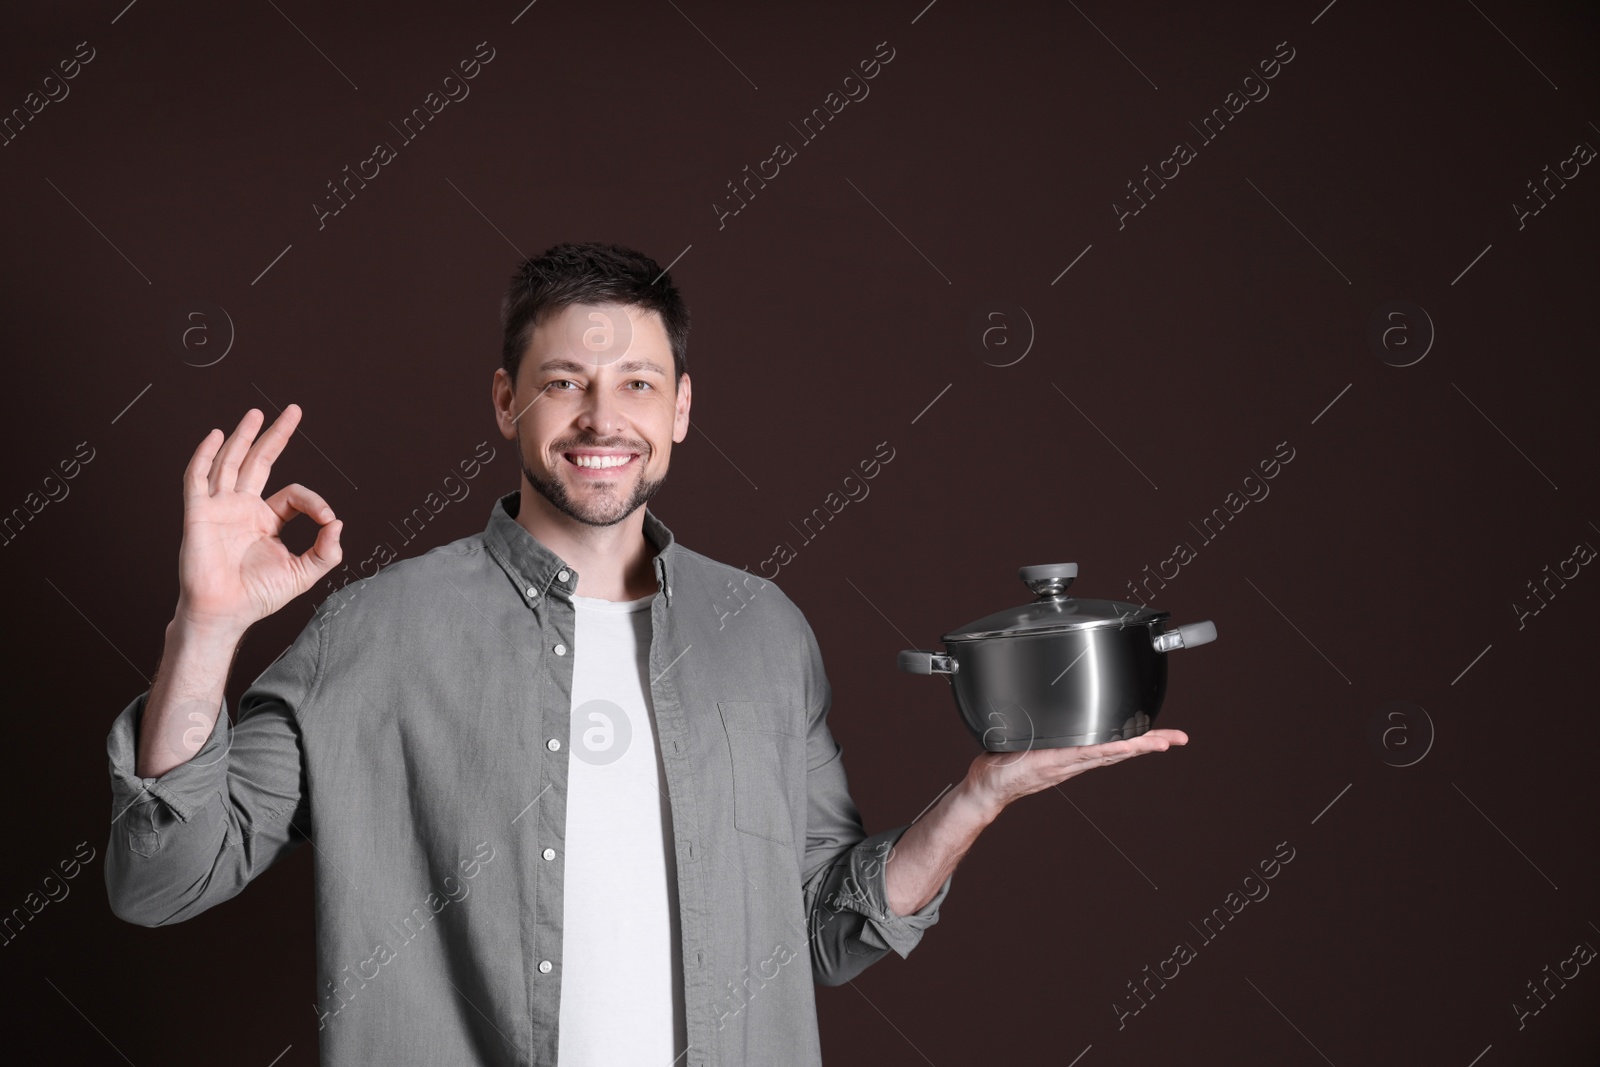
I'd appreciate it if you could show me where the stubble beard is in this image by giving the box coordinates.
[517,427,666,528]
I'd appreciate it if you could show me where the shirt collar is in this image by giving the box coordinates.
[482,490,677,606]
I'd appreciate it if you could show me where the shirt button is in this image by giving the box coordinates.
[542,848,556,861]
[554,643,567,656]
[526,587,539,599]
[547,738,561,751]
[557,569,570,582]
[538,960,553,974]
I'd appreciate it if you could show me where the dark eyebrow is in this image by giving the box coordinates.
[537,357,667,376]
[614,358,667,375]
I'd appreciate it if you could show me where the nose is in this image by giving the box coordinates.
[575,382,628,440]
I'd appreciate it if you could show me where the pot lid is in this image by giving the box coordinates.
[942,563,1168,641]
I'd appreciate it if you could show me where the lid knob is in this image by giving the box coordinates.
[1019,563,1078,600]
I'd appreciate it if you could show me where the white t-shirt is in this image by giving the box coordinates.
[557,591,686,1064]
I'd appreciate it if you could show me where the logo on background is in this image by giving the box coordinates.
[966,300,1035,367]
[1367,699,1434,767]
[168,301,235,367]
[1366,300,1434,368]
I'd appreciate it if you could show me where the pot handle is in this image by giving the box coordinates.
[898,650,958,675]
[1152,620,1217,653]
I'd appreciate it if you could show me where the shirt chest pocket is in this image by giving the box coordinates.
[717,701,805,846]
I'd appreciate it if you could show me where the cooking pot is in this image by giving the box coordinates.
[898,563,1216,751]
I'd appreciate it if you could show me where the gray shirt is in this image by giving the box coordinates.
[105,490,951,1066]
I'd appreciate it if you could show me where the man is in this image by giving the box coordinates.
[105,242,1186,1066]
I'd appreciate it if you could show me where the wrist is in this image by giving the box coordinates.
[949,774,1007,827]
[167,608,248,649]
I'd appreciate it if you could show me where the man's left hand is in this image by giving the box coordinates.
[962,728,1189,819]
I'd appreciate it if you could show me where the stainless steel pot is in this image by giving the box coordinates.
[898,563,1216,751]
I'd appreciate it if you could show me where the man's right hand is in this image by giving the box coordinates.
[176,404,343,635]
[133,405,343,779]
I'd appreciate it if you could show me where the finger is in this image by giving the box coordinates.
[1070,738,1141,761]
[1089,732,1183,757]
[184,427,224,507]
[294,519,344,588]
[1115,736,1173,756]
[1047,735,1167,768]
[237,403,302,497]
[209,408,264,494]
[1121,734,1182,758]
[264,483,335,531]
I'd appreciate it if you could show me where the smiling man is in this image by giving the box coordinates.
[103,242,1186,1066]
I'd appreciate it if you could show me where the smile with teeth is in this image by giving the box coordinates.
[566,452,637,469]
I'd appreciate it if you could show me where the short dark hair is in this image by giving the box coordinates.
[500,242,690,388]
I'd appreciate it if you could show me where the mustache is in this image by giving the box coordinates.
[551,436,649,454]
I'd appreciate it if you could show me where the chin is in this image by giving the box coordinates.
[570,501,636,527]
[563,482,644,527]
[521,454,663,529]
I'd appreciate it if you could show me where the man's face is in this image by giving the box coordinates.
[493,302,690,527]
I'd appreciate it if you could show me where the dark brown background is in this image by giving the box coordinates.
[3,0,1597,1063]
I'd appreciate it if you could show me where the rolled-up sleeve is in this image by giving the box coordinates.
[104,609,326,927]
[803,816,953,986]
[795,619,953,987]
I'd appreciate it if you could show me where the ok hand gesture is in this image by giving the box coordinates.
[176,405,343,635]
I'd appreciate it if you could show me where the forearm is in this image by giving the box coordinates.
[109,690,292,928]
[884,777,1001,916]
[136,613,246,778]
[108,606,318,927]
[883,728,1191,915]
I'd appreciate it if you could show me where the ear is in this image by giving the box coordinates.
[672,372,692,444]
[491,368,518,441]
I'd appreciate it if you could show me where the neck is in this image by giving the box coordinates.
[512,481,659,601]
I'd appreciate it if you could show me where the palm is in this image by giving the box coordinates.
[181,494,308,623]
[967,728,1189,809]
[176,405,342,631]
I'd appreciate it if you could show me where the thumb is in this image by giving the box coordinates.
[299,519,344,586]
